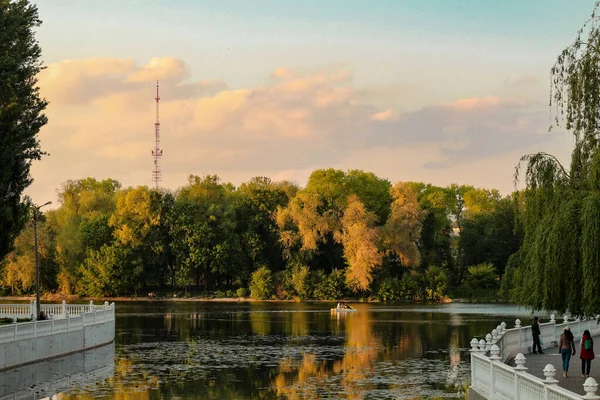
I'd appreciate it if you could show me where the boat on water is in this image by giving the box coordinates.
[330,307,357,313]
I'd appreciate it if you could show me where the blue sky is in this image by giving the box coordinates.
[27,1,597,204]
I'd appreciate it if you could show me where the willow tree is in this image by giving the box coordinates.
[510,2,600,315]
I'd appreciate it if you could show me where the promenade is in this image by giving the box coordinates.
[469,316,600,399]
[524,336,600,396]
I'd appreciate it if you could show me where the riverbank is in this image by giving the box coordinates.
[0,294,459,304]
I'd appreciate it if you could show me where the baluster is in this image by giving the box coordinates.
[543,364,559,384]
[485,333,493,351]
[514,353,527,371]
[583,377,600,400]
[489,344,501,360]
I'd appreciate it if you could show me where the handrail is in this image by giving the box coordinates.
[0,302,115,344]
[0,300,113,320]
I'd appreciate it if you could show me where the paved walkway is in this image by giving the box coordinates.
[518,336,600,396]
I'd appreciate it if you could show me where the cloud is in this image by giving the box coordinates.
[371,109,399,121]
[38,57,226,105]
[28,57,559,206]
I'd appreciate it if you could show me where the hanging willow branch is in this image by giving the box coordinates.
[514,152,569,189]
[550,1,600,165]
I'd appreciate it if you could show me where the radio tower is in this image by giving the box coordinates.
[151,81,163,188]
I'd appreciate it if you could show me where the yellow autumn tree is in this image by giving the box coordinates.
[2,220,51,295]
[381,182,424,266]
[338,195,382,291]
[109,186,160,248]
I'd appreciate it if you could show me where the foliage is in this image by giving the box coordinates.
[464,263,497,291]
[423,266,448,302]
[236,287,248,298]
[0,0,48,261]
[1,218,52,294]
[250,266,273,300]
[339,195,382,292]
[0,170,521,302]
[509,3,600,315]
[79,245,127,297]
[312,269,346,300]
[290,265,312,300]
[381,182,423,267]
[459,197,521,275]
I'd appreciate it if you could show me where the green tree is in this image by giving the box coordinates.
[459,197,521,275]
[236,177,290,285]
[50,178,120,294]
[250,266,273,300]
[171,175,242,291]
[0,0,48,261]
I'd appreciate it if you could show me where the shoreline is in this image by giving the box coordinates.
[0,295,475,304]
[0,295,506,304]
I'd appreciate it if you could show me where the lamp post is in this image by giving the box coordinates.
[33,201,51,320]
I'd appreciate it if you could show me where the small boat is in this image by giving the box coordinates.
[330,307,357,313]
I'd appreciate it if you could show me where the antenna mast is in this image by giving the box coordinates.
[151,81,163,188]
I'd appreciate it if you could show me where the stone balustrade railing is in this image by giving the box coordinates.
[0,302,114,344]
[0,300,110,320]
[470,315,600,400]
[0,301,115,371]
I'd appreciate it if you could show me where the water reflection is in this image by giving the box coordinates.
[0,342,114,399]
[40,302,533,399]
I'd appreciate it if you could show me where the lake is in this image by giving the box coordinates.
[3,301,537,399]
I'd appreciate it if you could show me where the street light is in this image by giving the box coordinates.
[33,201,51,320]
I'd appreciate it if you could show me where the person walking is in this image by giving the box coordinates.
[559,327,576,377]
[581,329,595,378]
[532,316,544,354]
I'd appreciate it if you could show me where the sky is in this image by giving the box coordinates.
[26,0,595,206]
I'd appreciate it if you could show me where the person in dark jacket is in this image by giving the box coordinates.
[581,330,595,378]
[532,316,544,354]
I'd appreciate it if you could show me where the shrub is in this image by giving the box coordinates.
[424,266,448,301]
[377,278,401,302]
[236,287,249,298]
[273,269,294,300]
[377,273,418,302]
[398,273,417,300]
[313,269,346,300]
[291,265,312,300]
[465,263,497,290]
[250,266,274,300]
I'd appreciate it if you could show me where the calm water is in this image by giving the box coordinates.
[3,302,538,399]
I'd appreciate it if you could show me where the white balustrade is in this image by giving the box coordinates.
[543,364,558,384]
[0,302,115,344]
[470,315,600,400]
[583,377,600,400]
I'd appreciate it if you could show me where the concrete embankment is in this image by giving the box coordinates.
[0,303,115,371]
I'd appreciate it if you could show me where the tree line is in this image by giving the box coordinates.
[1,171,522,301]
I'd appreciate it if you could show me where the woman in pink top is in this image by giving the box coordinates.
[558,327,576,377]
